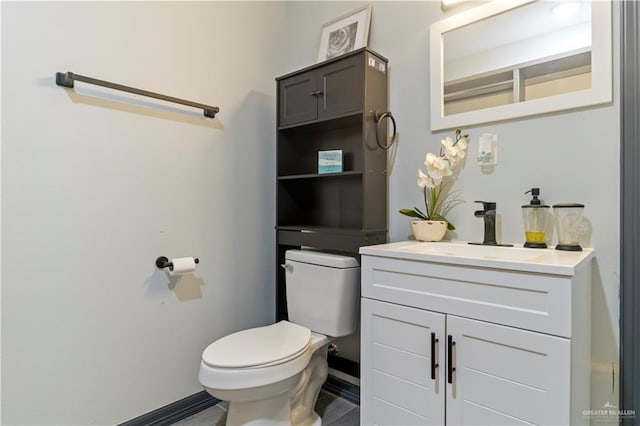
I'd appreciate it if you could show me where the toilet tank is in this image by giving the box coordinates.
[284,250,360,337]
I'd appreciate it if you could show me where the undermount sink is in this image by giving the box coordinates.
[403,241,546,261]
[359,240,594,275]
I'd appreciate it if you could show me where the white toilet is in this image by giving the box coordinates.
[198,250,360,426]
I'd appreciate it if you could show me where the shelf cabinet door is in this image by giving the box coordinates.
[361,298,446,426]
[317,55,363,120]
[278,70,318,127]
[446,315,571,426]
[278,53,365,127]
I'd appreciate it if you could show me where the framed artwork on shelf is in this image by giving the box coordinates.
[317,4,372,62]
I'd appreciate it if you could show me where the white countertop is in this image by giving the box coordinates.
[359,240,594,276]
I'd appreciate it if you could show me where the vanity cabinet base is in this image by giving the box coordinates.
[360,246,592,426]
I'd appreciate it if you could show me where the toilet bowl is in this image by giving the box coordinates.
[198,250,360,426]
[199,321,330,426]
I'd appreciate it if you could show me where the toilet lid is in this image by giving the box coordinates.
[202,321,311,368]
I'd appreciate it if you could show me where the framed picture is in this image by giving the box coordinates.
[317,4,372,62]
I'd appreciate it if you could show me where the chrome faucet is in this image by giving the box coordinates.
[474,201,498,245]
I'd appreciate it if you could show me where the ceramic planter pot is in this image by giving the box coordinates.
[411,220,448,242]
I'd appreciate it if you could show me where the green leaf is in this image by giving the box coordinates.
[413,207,429,220]
[399,208,428,220]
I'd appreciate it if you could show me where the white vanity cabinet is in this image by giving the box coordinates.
[359,242,593,426]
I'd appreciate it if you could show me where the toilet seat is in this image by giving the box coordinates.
[199,322,329,391]
[202,321,311,368]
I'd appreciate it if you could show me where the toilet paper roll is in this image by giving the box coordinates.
[169,257,197,275]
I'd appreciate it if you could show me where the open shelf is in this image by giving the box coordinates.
[277,225,384,233]
[277,111,363,131]
[277,171,363,181]
[277,226,387,254]
[444,49,592,115]
[277,121,363,177]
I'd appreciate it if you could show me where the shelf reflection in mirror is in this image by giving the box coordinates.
[430,0,612,130]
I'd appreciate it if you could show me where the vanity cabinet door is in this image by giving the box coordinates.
[446,315,571,426]
[361,298,446,426]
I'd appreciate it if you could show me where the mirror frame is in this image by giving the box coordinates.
[430,0,612,131]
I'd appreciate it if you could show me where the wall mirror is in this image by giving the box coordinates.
[430,0,612,130]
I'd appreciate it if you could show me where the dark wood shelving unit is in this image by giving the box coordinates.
[275,48,390,326]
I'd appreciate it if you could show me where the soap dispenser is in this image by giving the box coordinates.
[522,188,550,248]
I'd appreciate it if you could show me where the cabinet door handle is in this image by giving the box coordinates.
[430,332,439,380]
[447,335,456,384]
[309,90,324,97]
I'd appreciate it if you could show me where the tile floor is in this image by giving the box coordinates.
[172,389,359,426]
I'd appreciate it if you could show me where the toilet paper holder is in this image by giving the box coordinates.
[155,256,199,271]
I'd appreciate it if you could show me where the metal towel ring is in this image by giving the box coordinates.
[374,110,397,150]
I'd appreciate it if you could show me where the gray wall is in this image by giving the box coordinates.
[1,2,285,424]
[286,0,621,415]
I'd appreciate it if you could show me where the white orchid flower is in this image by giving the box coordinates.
[442,137,456,158]
[456,137,468,160]
[442,136,468,166]
[417,169,435,188]
[457,136,468,152]
[425,152,452,181]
